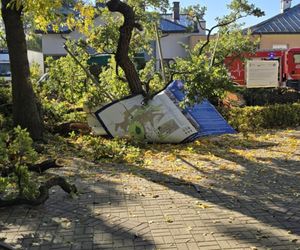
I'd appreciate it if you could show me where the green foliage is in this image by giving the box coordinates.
[227,0,264,18]
[224,103,300,132]
[42,45,92,104]
[39,50,131,120]
[30,62,43,84]
[38,43,96,123]
[139,59,164,95]
[7,127,38,165]
[0,126,38,200]
[174,53,234,105]
[9,0,76,31]
[97,58,130,99]
[26,33,42,51]
[0,114,4,128]
[0,86,12,128]
[81,1,165,96]
[8,0,264,114]
[42,98,86,125]
[81,136,142,165]
[90,0,166,56]
[0,28,7,48]
[239,88,300,106]
[0,86,11,105]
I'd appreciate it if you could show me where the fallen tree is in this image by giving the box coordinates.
[1,159,65,177]
[0,127,77,208]
[0,176,77,207]
[52,122,91,136]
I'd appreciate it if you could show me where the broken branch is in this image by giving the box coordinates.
[0,176,77,207]
[52,122,91,136]
[1,159,64,177]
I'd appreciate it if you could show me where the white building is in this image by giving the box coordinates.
[39,2,206,65]
[157,2,206,66]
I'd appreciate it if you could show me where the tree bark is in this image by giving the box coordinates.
[107,0,145,95]
[1,159,64,177]
[52,122,91,136]
[0,176,77,207]
[1,0,43,140]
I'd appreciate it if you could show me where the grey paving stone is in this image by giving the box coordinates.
[1,132,300,250]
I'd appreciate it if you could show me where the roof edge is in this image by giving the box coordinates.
[247,3,300,34]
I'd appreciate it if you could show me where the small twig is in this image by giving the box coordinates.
[197,14,247,56]
[170,69,194,81]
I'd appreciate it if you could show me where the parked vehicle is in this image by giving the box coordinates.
[226,48,300,91]
[0,49,44,82]
[0,50,11,81]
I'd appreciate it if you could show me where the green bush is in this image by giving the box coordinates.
[41,98,86,125]
[224,103,300,132]
[0,86,11,105]
[0,113,4,128]
[238,88,300,106]
[0,86,12,128]
[0,126,39,200]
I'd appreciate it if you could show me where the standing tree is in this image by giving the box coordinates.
[1,0,43,140]
[1,0,82,140]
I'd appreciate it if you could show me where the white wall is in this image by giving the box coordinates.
[42,16,104,56]
[28,50,44,74]
[42,31,82,56]
[158,33,190,59]
[43,31,191,60]
[155,33,192,70]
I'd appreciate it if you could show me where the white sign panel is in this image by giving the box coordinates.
[95,92,197,144]
[246,60,279,88]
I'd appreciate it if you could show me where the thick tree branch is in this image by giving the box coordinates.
[107,0,145,95]
[52,122,91,136]
[1,159,64,177]
[28,159,64,173]
[0,176,77,207]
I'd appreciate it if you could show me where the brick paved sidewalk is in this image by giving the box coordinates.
[0,131,300,250]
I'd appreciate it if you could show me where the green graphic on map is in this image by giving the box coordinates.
[115,104,165,140]
[97,93,198,143]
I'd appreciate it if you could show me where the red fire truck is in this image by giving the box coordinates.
[227,48,300,90]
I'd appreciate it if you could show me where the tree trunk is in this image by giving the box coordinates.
[107,0,145,95]
[1,0,43,140]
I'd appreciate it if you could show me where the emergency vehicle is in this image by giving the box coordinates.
[227,48,300,90]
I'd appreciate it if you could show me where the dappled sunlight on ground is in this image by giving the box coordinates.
[0,129,299,249]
